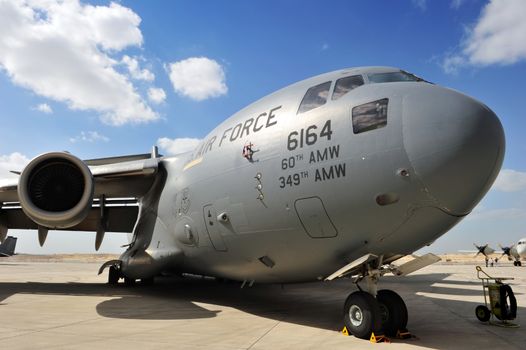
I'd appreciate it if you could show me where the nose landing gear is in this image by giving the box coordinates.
[343,286,408,339]
[343,291,382,339]
[331,253,438,339]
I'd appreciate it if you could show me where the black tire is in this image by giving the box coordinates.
[519,261,522,267]
[475,305,491,322]
[108,266,120,285]
[343,291,382,339]
[377,289,408,336]
[513,261,518,267]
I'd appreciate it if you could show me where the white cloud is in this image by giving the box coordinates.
[122,55,154,82]
[168,57,228,101]
[0,0,158,126]
[440,52,467,75]
[0,152,30,178]
[69,131,110,143]
[465,0,526,65]
[492,169,526,192]
[33,103,53,114]
[148,87,166,104]
[157,137,201,156]
[441,0,526,72]
[412,0,427,11]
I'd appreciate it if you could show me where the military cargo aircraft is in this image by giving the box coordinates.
[0,67,504,339]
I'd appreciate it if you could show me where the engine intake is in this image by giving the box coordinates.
[18,152,94,229]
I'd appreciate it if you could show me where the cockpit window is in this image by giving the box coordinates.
[352,98,388,134]
[297,81,331,114]
[332,75,364,100]
[367,71,424,84]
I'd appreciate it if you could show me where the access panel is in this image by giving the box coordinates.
[294,197,338,238]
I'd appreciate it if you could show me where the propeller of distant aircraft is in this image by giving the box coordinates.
[498,244,512,259]
[473,243,494,258]
[468,242,524,266]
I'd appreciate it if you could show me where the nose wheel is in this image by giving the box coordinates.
[343,289,408,339]
[343,291,382,339]
[339,255,410,339]
[377,289,408,336]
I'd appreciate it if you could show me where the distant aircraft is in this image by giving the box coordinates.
[473,243,495,258]
[0,67,505,339]
[499,238,526,266]
[458,243,496,266]
[0,236,17,257]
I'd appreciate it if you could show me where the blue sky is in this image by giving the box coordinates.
[1,0,525,254]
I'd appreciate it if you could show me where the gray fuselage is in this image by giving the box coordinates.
[127,66,504,283]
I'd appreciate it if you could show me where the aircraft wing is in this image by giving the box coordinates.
[0,150,161,238]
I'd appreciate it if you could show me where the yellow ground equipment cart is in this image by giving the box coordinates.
[475,266,518,327]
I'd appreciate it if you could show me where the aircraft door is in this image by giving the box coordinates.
[203,205,227,251]
[294,197,338,238]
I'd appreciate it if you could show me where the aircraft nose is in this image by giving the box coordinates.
[403,86,505,216]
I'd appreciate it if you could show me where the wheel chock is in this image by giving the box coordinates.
[370,332,390,343]
[341,326,349,336]
[396,329,412,339]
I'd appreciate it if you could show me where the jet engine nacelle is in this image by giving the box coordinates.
[17,152,94,229]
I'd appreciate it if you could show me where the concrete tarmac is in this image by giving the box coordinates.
[0,260,525,349]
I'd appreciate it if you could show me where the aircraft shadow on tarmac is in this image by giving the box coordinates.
[1,269,524,350]
[0,273,523,332]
